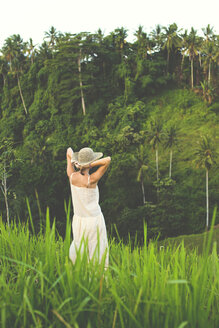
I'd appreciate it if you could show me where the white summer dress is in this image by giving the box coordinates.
[69,173,109,267]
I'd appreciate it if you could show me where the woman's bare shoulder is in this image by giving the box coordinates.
[70,171,80,184]
[71,172,93,188]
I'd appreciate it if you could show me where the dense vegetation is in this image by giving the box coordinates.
[0,24,219,239]
[0,210,219,328]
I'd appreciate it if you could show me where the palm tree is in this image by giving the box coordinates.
[135,26,151,60]
[93,29,107,79]
[0,56,8,87]
[202,24,214,43]
[194,136,216,229]
[26,38,37,65]
[2,36,17,72]
[2,35,28,115]
[134,26,152,81]
[44,26,59,56]
[134,25,144,41]
[150,24,163,52]
[113,27,128,59]
[0,162,10,227]
[202,40,217,85]
[111,28,131,103]
[74,33,89,116]
[78,47,86,116]
[44,26,60,58]
[12,35,28,115]
[148,120,163,182]
[135,144,149,204]
[212,35,219,66]
[15,66,28,114]
[184,28,202,88]
[161,23,182,73]
[164,125,179,178]
[0,139,15,227]
[180,29,188,74]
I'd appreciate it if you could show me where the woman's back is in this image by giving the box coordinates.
[71,183,101,217]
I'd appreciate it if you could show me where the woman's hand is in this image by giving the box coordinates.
[74,162,81,169]
[67,147,74,159]
[67,148,80,169]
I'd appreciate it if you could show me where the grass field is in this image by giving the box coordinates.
[158,224,219,254]
[0,207,219,328]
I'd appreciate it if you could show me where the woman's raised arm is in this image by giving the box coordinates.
[66,148,75,179]
[89,156,111,185]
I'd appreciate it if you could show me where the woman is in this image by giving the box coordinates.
[66,147,111,267]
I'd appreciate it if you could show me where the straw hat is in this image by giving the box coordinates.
[71,147,103,167]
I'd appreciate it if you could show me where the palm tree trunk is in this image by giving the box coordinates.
[17,74,28,115]
[199,53,202,67]
[78,49,86,116]
[208,61,211,85]
[1,165,10,227]
[9,57,12,72]
[156,148,160,200]
[206,169,209,229]
[180,54,185,81]
[156,148,159,181]
[141,178,146,204]
[169,149,173,178]
[191,58,194,89]
[2,75,6,87]
[167,51,170,73]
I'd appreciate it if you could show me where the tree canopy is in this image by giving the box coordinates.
[0,24,219,240]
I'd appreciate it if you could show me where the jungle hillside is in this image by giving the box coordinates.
[0,23,219,240]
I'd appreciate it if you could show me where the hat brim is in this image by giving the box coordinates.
[71,152,103,166]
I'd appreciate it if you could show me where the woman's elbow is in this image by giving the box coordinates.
[107,156,111,165]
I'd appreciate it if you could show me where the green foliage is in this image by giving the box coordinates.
[0,27,219,239]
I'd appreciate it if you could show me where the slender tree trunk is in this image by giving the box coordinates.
[191,58,194,89]
[181,56,184,71]
[156,148,159,181]
[180,54,185,81]
[199,53,202,67]
[169,149,173,178]
[208,61,211,85]
[141,178,146,204]
[156,148,160,200]
[1,74,6,87]
[206,169,209,230]
[9,58,12,72]
[1,165,10,227]
[17,74,28,115]
[78,49,86,116]
[167,50,170,74]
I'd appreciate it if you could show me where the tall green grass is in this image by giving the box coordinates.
[0,208,219,327]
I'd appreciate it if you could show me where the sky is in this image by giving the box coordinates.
[1,0,219,48]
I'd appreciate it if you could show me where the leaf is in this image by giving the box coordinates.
[167,280,188,284]
[177,322,189,328]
